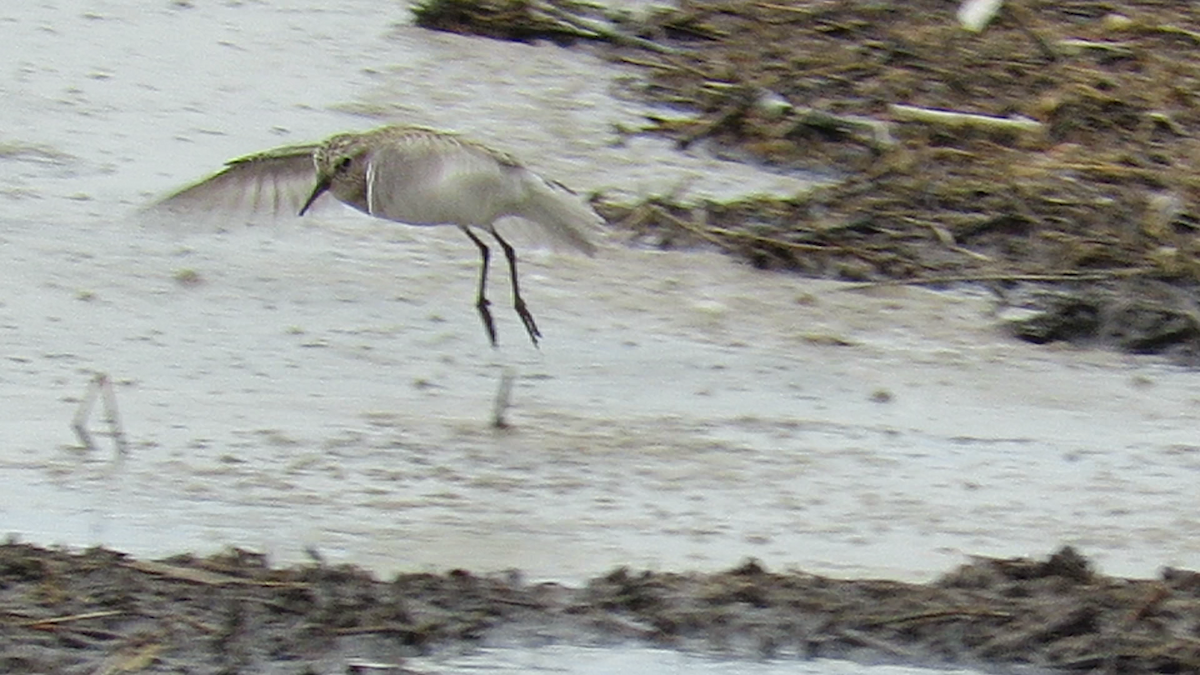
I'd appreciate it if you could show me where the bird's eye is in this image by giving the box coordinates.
[337,156,353,171]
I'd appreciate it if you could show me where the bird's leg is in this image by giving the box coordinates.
[460,226,497,346]
[490,229,541,347]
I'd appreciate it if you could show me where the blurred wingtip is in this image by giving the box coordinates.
[138,145,325,233]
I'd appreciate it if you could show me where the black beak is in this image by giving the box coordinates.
[299,176,331,216]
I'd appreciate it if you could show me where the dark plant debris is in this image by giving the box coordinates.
[4,542,1200,673]
[412,0,675,52]
[418,0,1200,361]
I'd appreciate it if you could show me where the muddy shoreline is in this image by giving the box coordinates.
[4,542,1198,673]
[417,0,1200,363]
[5,2,1200,673]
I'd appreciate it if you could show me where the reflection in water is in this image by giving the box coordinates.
[2,0,1200,613]
[409,645,989,675]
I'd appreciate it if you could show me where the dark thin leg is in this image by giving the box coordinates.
[490,228,541,347]
[460,226,497,346]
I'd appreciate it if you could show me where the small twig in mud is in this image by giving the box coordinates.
[858,607,1015,628]
[1120,583,1171,627]
[491,367,517,429]
[72,372,129,457]
[702,226,830,254]
[531,0,679,54]
[889,104,1045,136]
[95,641,165,675]
[648,204,728,249]
[829,628,922,659]
[842,268,1153,291]
[412,0,677,53]
[647,206,849,257]
[976,604,1101,658]
[1004,0,1059,62]
[616,54,711,80]
[1056,39,1135,57]
[677,88,756,149]
[170,614,221,636]
[790,107,897,150]
[1149,23,1200,46]
[21,610,124,629]
[333,624,421,637]
[122,559,307,588]
[901,216,993,261]
[753,1,817,16]
[1042,161,1164,180]
[345,659,411,673]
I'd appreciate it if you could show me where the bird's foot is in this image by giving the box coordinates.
[514,299,541,348]
[476,298,498,347]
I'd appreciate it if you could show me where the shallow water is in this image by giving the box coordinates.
[405,645,993,675]
[2,0,1200,631]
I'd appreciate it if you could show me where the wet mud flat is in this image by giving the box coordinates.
[4,543,1200,674]
[417,0,1200,363]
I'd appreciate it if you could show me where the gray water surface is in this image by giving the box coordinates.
[2,3,1198,673]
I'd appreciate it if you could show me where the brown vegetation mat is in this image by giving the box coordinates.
[4,543,1200,673]
[414,0,1200,360]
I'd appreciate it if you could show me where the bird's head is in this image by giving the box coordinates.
[300,134,372,216]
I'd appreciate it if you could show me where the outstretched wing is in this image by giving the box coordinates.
[144,143,324,227]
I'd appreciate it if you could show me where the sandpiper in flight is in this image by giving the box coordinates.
[153,125,602,346]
